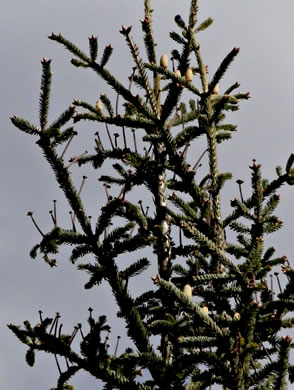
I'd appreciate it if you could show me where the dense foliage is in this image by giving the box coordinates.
[9,1,294,388]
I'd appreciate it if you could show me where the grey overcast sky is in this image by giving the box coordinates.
[1,1,294,389]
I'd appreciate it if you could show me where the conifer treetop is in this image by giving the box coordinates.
[9,0,294,388]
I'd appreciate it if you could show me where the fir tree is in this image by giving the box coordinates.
[9,1,294,389]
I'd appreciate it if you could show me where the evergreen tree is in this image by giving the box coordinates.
[9,1,294,388]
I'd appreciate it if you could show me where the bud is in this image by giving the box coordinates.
[160,54,168,69]
[201,306,209,316]
[96,100,103,113]
[183,284,192,298]
[175,69,181,78]
[151,274,160,284]
[212,83,219,95]
[120,25,132,35]
[185,68,193,83]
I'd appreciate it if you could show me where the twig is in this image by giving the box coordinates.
[236,179,244,203]
[69,211,76,232]
[59,135,74,161]
[132,129,138,153]
[27,211,44,236]
[54,354,62,375]
[128,67,137,91]
[53,199,57,226]
[78,176,87,196]
[103,183,111,201]
[66,151,88,169]
[270,274,274,301]
[114,336,121,357]
[274,272,282,293]
[121,126,127,149]
[105,123,115,150]
[114,133,119,148]
[192,149,208,172]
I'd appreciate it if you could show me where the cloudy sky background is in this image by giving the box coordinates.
[2,0,294,388]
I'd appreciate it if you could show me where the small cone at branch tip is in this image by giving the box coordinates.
[201,306,209,316]
[212,83,219,95]
[185,68,193,83]
[160,54,168,69]
[175,69,181,78]
[183,284,192,298]
[96,100,103,112]
[233,312,240,320]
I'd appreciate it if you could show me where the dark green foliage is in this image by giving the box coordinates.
[174,14,187,31]
[195,17,214,34]
[170,31,186,45]
[145,62,202,97]
[120,28,158,116]
[100,44,113,68]
[206,47,240,96]
[10,0,294,389]
[48,105,76,131]
[100,93,114,117]
[141,1,157,65]
[39,58,52,131]
[25,348,35,367]
[88,35,98,61]
[10,116,40,136]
